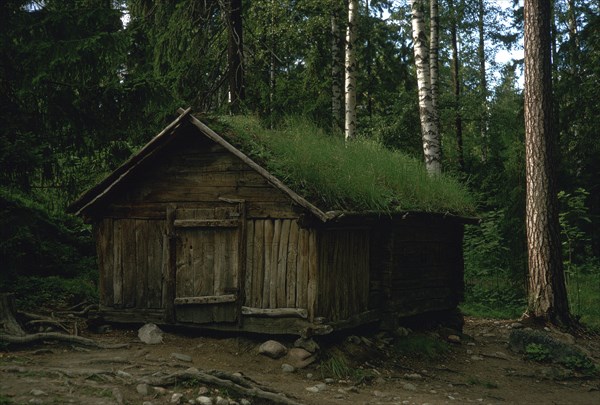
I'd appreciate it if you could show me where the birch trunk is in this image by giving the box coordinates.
[410,0,441,175]
[524,0,571,326]
[429,0,440,125]
[331,1,344,132]
[344,0,358,141]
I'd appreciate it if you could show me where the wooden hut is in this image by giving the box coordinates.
[69,108,474,336]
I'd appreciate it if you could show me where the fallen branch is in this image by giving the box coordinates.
[0,332,129,349]
[140,368,304,405]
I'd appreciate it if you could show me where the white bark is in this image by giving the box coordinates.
[331,2,343,132]
[344,0,358,141]
[410,0,441,175]
[429,0,440,119]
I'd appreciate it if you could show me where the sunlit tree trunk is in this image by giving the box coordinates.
[410,0,441,175]
[524,0,571,325]
[331,0,344,132]
[448,0,464,171]
[478,0,489,161]
[429,0,440,129]
[344,0,358,141]
[227,0,244,113]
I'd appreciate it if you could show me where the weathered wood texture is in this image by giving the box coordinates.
[94,218,165,310]
[173,206,240,324]
[383,222,464,317]
[243,219,317,318]
[316,229,370,321]
[96,125,299,220]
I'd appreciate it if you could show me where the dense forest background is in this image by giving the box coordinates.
[1,0,598,326]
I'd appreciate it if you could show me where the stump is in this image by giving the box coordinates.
[0,293,26,336]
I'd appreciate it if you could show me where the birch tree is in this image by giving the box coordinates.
[331,0,344,132]
[345,0,358,141]
[410,0,441,175]
[226,0,245,113]
[448,0,464,170]
[524,0,571,325]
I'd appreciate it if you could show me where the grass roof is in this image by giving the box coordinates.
[214,116,476,216]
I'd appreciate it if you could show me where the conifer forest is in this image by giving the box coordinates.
[1,0,600,330]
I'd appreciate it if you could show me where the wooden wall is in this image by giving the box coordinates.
[95,218,166,312]
[386,222,464,317]
[243,219,317,316]
[317,229,370,321]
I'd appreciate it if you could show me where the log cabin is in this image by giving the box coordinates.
[68,108,475,336]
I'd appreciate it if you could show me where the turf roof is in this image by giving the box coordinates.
[214,115,476,217]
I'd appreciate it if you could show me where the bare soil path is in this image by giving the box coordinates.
[1,317,599,405]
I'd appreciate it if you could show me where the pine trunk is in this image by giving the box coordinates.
[227,0,244,113]
[524,0,571,325]
[478,0,489,161]
[410,0,441,175]
[344,0,358,141]
[449,0,464,171]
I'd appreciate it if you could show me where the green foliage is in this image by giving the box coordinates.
[525,343,552,362]
[392,335,450,359]
[11,275,98,311]
[219,115,475,215]
[0,187,96,290]
[319,347,374,383]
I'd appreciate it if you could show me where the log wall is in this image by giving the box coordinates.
[317,229,370,321]
[243,219,317,318]
[386,222,464,317]
[95,218,166,311]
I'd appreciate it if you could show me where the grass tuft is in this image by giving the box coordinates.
[216,116,475,216]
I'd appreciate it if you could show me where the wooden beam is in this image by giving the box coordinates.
[241,307,308,319]
[174,295,237,305]
[173,219,239,228]
[164,205,177,323]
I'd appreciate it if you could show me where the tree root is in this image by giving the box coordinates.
[0,332,129,349]
[140,368,304,405]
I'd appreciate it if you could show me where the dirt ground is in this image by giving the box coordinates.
[1,317,599,405]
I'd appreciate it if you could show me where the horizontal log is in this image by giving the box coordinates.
[241,307,308,319]
[174,295,237,305]
[174,219,239,228]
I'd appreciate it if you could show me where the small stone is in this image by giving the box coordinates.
[447,335,461,344]
[324,378,335,384]
[373,390,388,397]
[240,400,251,405]
[113,388,124,405]
[404,373,423,380]
[315,383,327,391]
[188,400,196,405]
[294,337,320,353]
[171,353,193,362]
[402,383,417,391]
[466,349,473,355]
[348,335,361,344]
[306,386,320,393]
[30,390,47,396]
[171,393,184,404]
[116,370,133,379]
[471,355,484,361]
[494,351,509,359]
[196,396,212,405]
[138,323,164,344]
[258,340,287,359]
[306,373,313,379]
[143,402,154,405]
[215,396,229,405]
[137,383,152,395]
[287,347,312,361]
[375,377,386,384]
[394,327,411,337]
[281,363,295,373]
[347,386,359,393]
[197,387,209,396]
[335,394,345,399]
[154,387,168,395]
[429,390,437,394]
[511,322,524,329]
[482,333,495,337]
[467,342,476,346]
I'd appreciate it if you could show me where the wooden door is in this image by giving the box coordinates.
[173,207,241,323]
